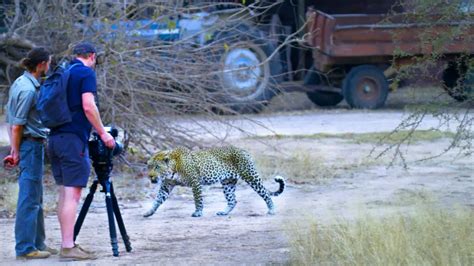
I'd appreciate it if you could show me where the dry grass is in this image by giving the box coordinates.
[261,130,456,145]
[390,188,435,206]
[252,149,378,184]
[111,172,150,202]
[288,206,474,265]
[0,171,59,218]
[0,165,19,217]
[347,130,456,145]
[253,152,336,184]
[0,181,18,218]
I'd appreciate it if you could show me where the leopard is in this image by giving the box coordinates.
[143,146,285,217]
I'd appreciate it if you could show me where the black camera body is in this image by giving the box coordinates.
[89,127,123,178]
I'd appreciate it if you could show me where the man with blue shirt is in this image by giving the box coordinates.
[5,47,58,259]
[48,42,115,260]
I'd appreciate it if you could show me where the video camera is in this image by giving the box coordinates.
[89,127,123,168]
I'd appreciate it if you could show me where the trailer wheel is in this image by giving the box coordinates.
[443,61,474,102]
[343,65,389,109]
[304,67,343,106]
[211,25,282,113]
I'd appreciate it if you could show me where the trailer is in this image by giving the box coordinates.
[302,4,474,108]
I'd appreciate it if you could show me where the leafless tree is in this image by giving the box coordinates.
[1,0,300,162]
[1,0,471,170]
[372,0,473,166]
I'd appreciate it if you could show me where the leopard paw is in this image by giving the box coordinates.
[216,211,229,216]
[143,209,155,217]
[267,209,276,215]
[191,210,203,217]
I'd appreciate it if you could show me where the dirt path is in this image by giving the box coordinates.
[1,109,461,144]
[168,109,467,141]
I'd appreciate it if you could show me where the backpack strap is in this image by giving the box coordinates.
[68,63,82,70]
[66,63,83,113]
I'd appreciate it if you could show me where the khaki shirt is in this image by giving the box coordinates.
[5,71,48,139]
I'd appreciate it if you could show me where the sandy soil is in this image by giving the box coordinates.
[0,138,471,265]
[0,90,472,265]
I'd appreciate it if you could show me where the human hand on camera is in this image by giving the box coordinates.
[100,132,116,149]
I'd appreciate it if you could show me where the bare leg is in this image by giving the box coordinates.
[57,186,64,231]
[58,186,82,248]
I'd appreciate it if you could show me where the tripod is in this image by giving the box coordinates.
[73,158,132,257]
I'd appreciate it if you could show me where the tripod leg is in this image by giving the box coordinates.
[110,183,132,252]
[104,181,119,257]
[74,180,99,242]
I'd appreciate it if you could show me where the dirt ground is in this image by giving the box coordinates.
[0,88,473,265]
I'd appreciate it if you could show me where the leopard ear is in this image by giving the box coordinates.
[146,157,154,167]
[162,150,172,164]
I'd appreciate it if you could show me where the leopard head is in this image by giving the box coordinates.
[147,150,173,184]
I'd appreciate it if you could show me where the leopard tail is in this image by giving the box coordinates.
[269,176,285,196]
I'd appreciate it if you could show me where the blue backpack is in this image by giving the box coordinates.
[37,63,80,128]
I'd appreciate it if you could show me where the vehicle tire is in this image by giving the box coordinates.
[443,61,474,102]
[343,65,389,109]
[211,24,283,113]
[304,67,343,107]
